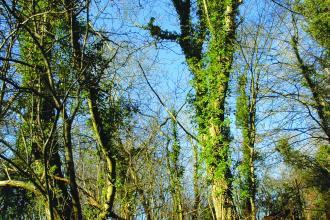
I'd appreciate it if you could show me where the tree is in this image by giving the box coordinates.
[276,138,330,218]
[296,0,330,52]
[0,0,81,218]
[0,0,125,218]
[146,1,242,218]
[166,112,184,220]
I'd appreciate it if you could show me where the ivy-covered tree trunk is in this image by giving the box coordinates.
[87,89,118,219]
[291,16,330,144]
[201,1,241,219]
[236,73,257,220]
[62,1,119,218]
[147,1,241,219]
[192,141,200,219]
[166,115,184,220]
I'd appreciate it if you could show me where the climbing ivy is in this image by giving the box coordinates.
[146,0,242,218]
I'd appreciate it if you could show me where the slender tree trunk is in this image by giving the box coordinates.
[249,153,256,220]
[63,0,118,217]
[192,143,200,220]
[87,89,117,219]
[248,120,257,220]
[51,149,73,219]
[63,112,83,220]
[166,117,184,220]
[237,72,257,220]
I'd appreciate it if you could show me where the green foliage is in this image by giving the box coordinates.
[0,170,39,219]
[83,205,99,220]
[296,0,330,51]
[196,0,240,185]
[234,71,258,215]
[276,138,330,217]
[236,74,249,130]
[316,145,330,168]
[260,178,304,218]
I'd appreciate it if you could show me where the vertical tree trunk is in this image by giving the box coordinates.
[236,69,257,220]
[205,1,241,218]
[63,113,83,220]
[192,143,200,220]
[169,117,184,220]
[146,1,242,219]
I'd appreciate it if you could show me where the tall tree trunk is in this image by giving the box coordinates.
[147,1,241,219]
[205,1,241,218]
[236,69,257,220]
[248,96,257,220]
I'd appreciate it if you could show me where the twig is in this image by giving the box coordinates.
[138,62,198,142]
[269,0,302,15]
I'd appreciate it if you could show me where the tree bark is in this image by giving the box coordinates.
[87,88,117,219]
[63,112,83,220]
